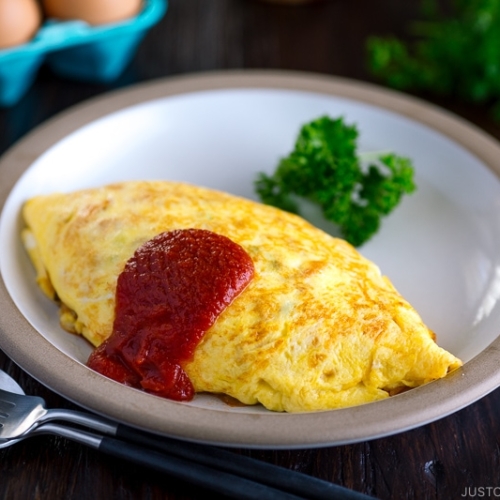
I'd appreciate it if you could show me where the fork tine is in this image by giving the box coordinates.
[0,389,48,438]
[0,399,15,415]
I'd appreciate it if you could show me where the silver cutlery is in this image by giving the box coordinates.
[0,387,118,439]
[0,370,373,500]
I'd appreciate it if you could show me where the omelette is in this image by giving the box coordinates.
[21,180,462,412]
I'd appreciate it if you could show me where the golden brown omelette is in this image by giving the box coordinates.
[21,180,462,412]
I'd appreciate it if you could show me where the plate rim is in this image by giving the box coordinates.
[1,69,500,449]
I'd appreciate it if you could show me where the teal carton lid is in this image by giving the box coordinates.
[0,0,167,106]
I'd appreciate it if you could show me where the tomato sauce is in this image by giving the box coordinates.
[87,228,254,400]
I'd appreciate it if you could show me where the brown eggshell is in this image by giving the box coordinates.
[41,0,142,25]
[0,0,42,49]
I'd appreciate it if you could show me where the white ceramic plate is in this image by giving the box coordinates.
[2,70,500,449]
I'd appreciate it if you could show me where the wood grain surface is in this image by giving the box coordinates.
[1,1,499,499]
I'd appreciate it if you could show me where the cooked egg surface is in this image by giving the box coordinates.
[22,180,462,412]
[0,0,42,49]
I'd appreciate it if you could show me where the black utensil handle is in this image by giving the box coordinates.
[99,435,304,500]
[116,425,374,500]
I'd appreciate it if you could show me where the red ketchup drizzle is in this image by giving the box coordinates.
[87,228,254,401]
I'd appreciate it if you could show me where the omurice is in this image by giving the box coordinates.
[21,180,462,412]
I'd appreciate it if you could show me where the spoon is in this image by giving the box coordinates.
[0,369,23,395]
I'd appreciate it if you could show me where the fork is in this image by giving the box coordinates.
[0,388,372,500]
[0,388,116,438]
[0,420,302,500]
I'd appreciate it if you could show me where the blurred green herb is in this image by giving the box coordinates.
[367,0,500,118]
[254,116,416,247]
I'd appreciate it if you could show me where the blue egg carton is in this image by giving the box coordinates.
[0,0,167,107]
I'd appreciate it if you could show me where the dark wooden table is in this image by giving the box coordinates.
[1,1,499,498]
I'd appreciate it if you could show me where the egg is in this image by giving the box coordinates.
[0,0,42,49]
[21,180,462,412]
[41,0,142,25]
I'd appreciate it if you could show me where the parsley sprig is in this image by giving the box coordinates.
[367,0,500,118]
[254,116,416,247]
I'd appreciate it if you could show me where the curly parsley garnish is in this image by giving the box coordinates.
[255,116,416,247]
[367,0,500,119]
